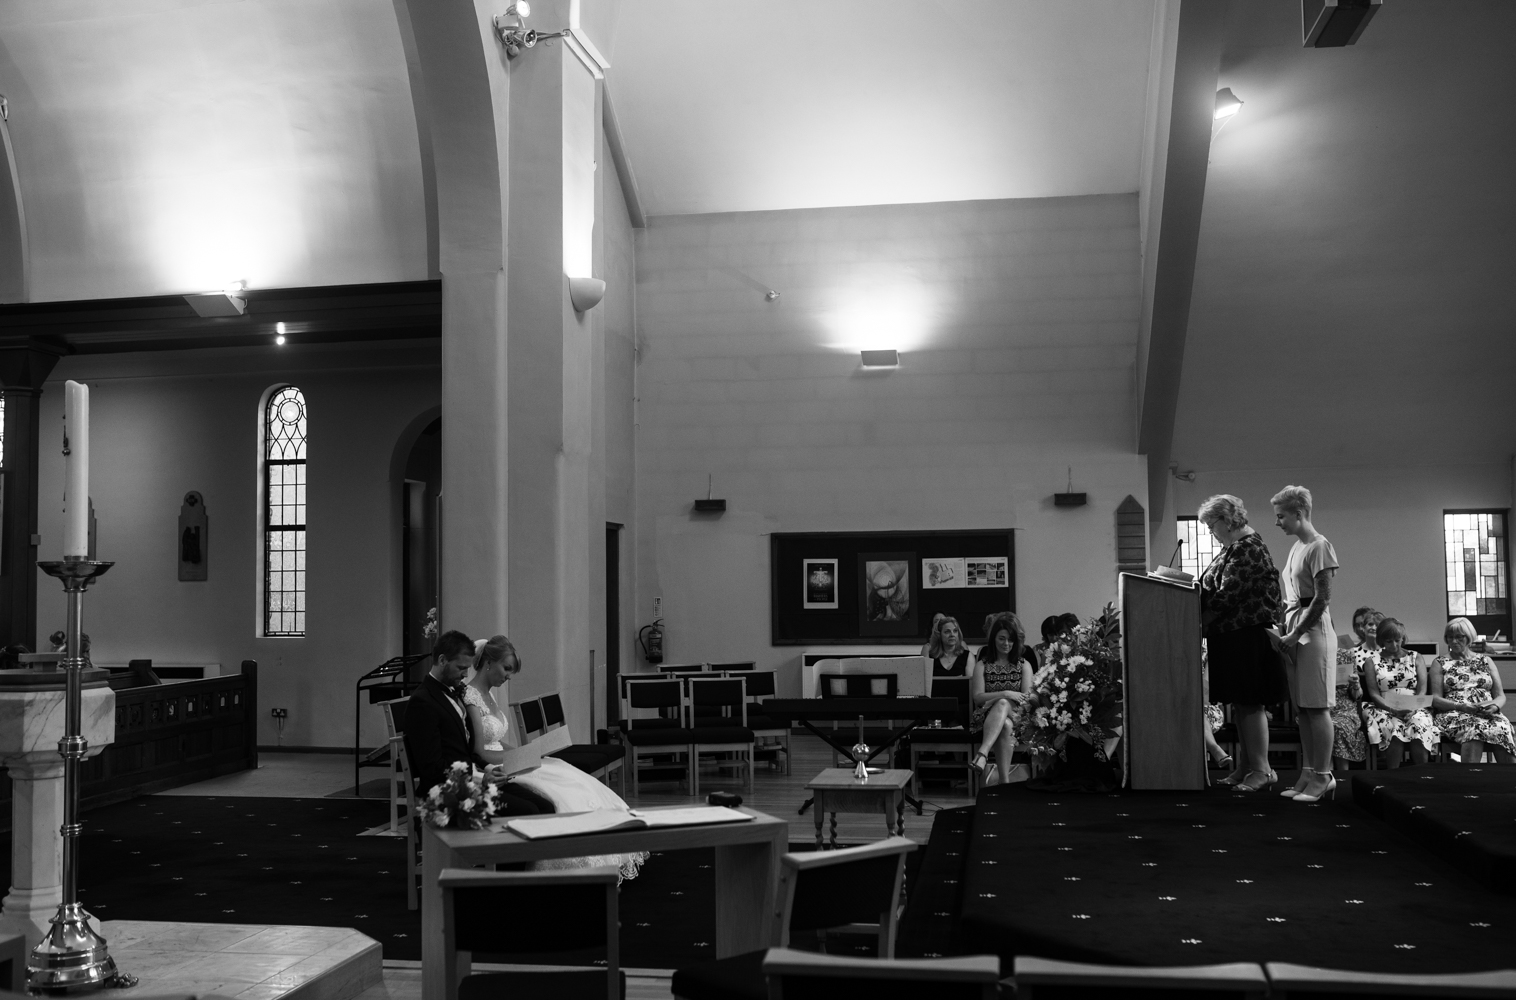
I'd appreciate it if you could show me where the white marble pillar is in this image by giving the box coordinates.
[0,682,115,950]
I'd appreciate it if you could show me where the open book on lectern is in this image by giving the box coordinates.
[504,806,753,840]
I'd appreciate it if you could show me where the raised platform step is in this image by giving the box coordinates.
[1351,766,1516,895]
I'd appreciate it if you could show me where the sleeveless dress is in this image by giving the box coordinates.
[1433,653,1516,755]
[971,652,1027,729]
[1361,652,1437,753]
[934,650,970,677]
[463,685,646,880]
[1329,646,1368,762]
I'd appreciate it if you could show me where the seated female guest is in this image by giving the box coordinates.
[1361,617,1436,767]
[463,634,646,877]
[1032,616,1062,669]
[1197,494,1286,792]
[969,612,1035,782]
[1430,617,1516,765]
[1329,607,1376,774]
[926,615,972,677]
[1273,485,1339,803]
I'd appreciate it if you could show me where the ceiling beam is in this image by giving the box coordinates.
[1136,0,1227,544]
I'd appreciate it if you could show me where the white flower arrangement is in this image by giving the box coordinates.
[416,761,499,830]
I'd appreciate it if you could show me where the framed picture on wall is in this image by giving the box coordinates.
[965,556,1008,587]
[858,552,917,636]
[802,558,839,609]
[922,557,966,589]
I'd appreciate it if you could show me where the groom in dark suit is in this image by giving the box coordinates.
[403,629,550,816]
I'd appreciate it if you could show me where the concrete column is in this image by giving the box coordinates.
[0,345,64,650]
[507,29,601,731]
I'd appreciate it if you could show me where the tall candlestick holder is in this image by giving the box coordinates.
[28,557,135,993]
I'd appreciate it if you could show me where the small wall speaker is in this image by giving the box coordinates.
[1053,493,1088,507]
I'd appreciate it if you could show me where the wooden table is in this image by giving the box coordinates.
[805,768,912,849]
[421,807,787,1000]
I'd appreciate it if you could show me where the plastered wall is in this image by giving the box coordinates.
[633,194,1149,693]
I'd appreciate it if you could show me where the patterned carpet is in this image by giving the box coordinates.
[955,779,1515,974]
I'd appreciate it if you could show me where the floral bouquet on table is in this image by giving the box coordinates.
[1024,604,1124,763]
[417,761,500,830]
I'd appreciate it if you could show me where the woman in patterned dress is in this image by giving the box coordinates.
[1430,617,1516,764]
[969,612,1035,783]
[1360,617,1436,766]
[1329,607,1376,774]
[1198,494,1286,792]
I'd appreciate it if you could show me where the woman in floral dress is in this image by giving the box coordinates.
[1361,617,1437,766]
[1430,617,1516,764]
[1329,607,1376,774]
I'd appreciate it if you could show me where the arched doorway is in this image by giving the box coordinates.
[402,417,441,656]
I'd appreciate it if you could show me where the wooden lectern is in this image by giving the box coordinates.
[1120,572,1204,790]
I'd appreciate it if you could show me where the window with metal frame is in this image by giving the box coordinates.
[264,387,307,636]
[1443,509,1511,639]
[1176,515,1224,580]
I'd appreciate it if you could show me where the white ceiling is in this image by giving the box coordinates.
[1171,0,1516,469]
[602,0,1159,216]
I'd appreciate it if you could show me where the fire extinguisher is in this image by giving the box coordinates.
[638,619,664,664]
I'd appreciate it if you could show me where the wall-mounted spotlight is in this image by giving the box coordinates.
[184,281,247,318]
[569,277,607,312]
[275,321,287,346]
[860,349,900,369]
[1214,88,1244,120]
[765,290,780,302]
[494,3,567,59]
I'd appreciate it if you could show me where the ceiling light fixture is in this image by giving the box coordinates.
[860,349,900,369]
[568,277,607,312]
[275,321,286,346]
[1214,88,1244,120]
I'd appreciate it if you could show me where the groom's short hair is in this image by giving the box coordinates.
[432,629,474,663]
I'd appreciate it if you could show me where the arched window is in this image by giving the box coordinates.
[264,387,307,636]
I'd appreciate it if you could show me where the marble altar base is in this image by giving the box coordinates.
[95,921,381,1000]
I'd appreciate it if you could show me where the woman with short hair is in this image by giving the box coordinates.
[1430,617,1516,764]
[1329,607,1377,775]
[1360,617,1437,767]
[1197,494,1286,792]
[1273,485,1339,802]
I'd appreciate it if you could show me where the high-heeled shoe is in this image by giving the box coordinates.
[970,751,989,772]
[1232,769,1278,792]
[1293,772,1337,803]
[1211,753,1235,771]
[1281,767,1313,798]
[1215,769,1243,786]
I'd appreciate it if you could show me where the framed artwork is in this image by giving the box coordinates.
[965,556,1008,587]
[858,552,917,636]
[802,558,839,609]
[922,557,966,589]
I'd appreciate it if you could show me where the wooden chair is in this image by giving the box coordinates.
[741,670,790,775]
[380,698,422,911]
[909,676,978,797]
[1014,956,1269,998]
[538,692,626,791]
[688,676,754,796]
[1265,961,1516,997]
[440,867,621,1000]
[762,949,1001,1000]
[671,837,917,1000]
[0,931,25,992]
[619,677,694,795]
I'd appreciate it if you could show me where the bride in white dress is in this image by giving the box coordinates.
[462,635,645,880]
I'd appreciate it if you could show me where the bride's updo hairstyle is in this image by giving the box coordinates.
[474,634,521,676]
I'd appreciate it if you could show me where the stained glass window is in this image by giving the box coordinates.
[1444,510,1510,638]
[1176,516,1224,580]
[265,387,307,636]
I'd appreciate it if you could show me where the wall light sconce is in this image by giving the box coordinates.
[569,277,607,312]
[494,3,567,58]
[860,349,899,369]
[275,321,287,346]
[765,290,780,302]
[184,281,246,318]
[1214,88,1244,120]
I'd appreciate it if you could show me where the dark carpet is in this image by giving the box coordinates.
[0,795,897,969]
[1351,766,1516,896]
[956,781,1513,974]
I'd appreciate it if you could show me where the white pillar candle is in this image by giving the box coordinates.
[62,380,89,558]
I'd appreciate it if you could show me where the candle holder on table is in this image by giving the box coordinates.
[28,557,135,993]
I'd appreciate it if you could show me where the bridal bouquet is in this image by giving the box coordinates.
[1025,604,1124,762]
[417,761,500,830]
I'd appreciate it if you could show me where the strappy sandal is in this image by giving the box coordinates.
[970,751,989,772]
[1211,753,1234,771]
[1233,769,1278,792]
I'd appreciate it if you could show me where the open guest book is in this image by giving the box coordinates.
[503,805,753,840]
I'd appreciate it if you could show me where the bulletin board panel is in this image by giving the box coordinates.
[771,529,1015,645]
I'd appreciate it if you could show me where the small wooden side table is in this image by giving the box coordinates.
[805,768,912,849]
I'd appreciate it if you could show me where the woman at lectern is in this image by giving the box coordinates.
[1197,494,1286,793]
